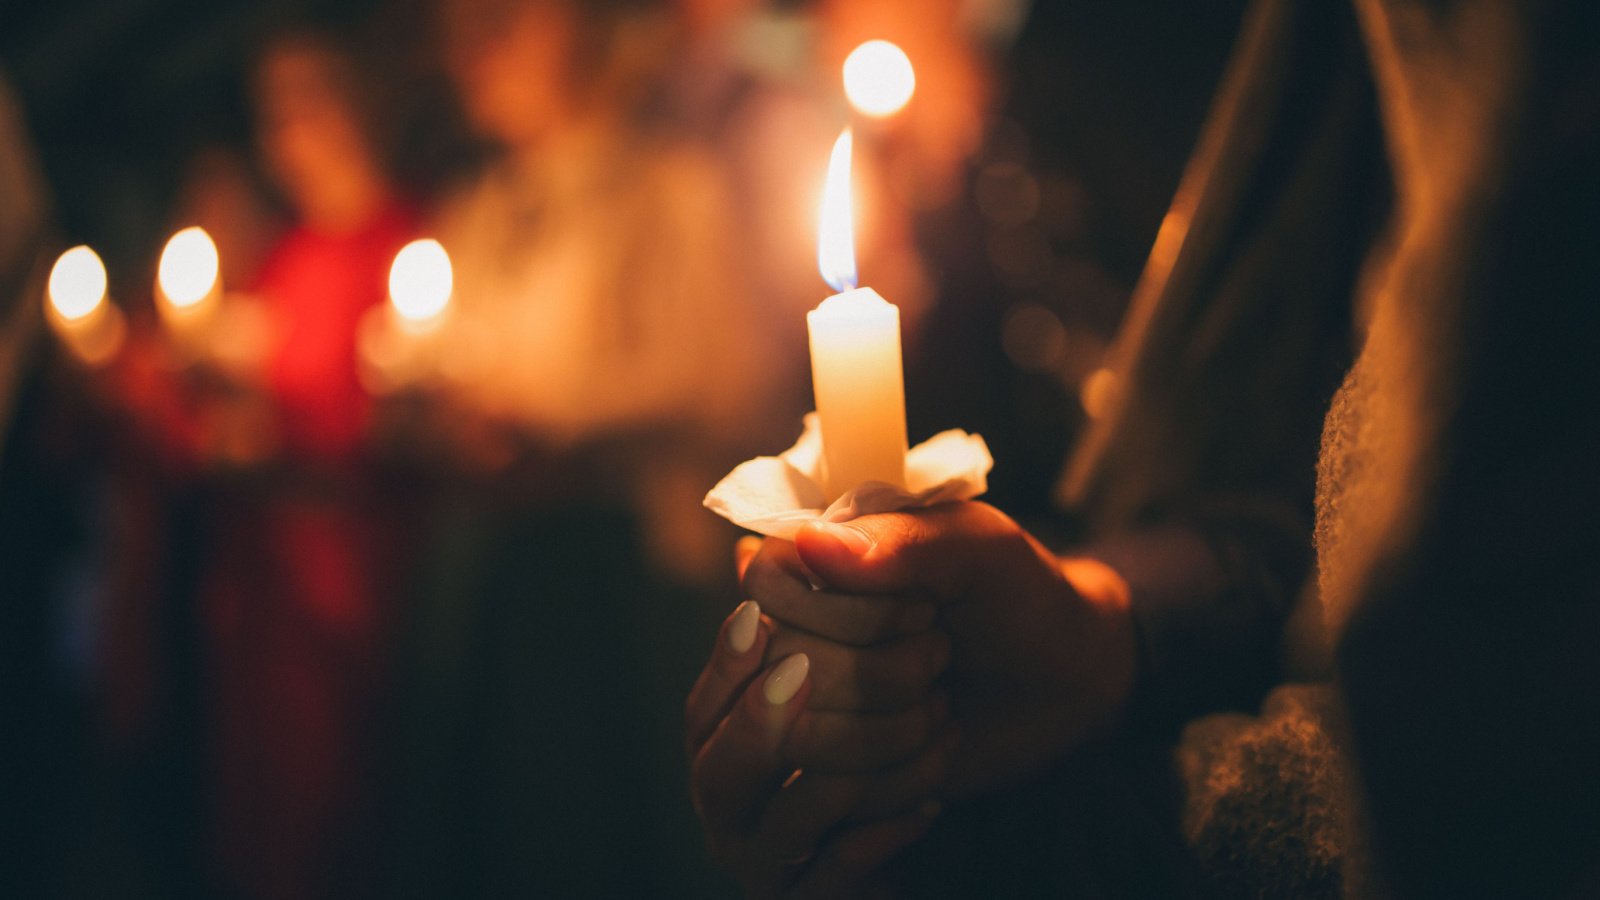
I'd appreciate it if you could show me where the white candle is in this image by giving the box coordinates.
[46,245,125,367]
[809,128,907,498]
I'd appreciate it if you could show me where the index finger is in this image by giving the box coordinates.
[743,539,937,646]
[685,600,769,756]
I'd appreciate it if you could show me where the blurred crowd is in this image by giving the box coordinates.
[0,0,1246,897]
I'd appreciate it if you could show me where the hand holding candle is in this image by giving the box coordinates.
[704,126,989,537]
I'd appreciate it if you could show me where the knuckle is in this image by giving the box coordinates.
[743,555,784,602]
[763,621,794,656]
[965,500,1013,535]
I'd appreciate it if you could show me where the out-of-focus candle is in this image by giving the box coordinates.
[388,238,453,327]
[808,128,907,498]
[843,40,915,118]
[156,225,221,350]
[359,238,453,393]
[46,245,125,367]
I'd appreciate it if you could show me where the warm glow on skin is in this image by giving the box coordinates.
[389,238,453,322]
[818,128,858,293]
[48,245,108,321]
[842,40,916,118]
[158,226,221,308]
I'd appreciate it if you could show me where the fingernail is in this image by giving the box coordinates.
[819,522,874,555]
[764,653,810,705]
[727,600,760,654]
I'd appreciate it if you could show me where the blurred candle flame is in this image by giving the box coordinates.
[157,226,220,308]
[818,128,857,294]
[48,245,107,321]
[389,238,453,322]
[843,40,915,118]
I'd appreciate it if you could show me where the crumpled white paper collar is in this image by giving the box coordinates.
[703,413,993,539]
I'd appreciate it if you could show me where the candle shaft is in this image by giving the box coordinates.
[807,286,907,497]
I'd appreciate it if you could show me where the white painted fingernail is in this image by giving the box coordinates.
[764,653,810,705]
[727,600,760,654]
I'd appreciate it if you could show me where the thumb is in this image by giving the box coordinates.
[794,502,1016,598]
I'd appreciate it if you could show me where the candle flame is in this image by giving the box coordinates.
[818,128,857,294]
[389,239,453,322]
[157,226,220,308]
[843,40,915,118]
[48,245,107,321]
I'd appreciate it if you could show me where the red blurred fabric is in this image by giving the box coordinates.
[257,205,414,462]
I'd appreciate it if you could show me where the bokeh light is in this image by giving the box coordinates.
[843,40,915,118]
[1080,367,1119,420]
[47,245,108,321]
[1001,303,1067,372]
[389,238,453,322]
[158,226,221,308]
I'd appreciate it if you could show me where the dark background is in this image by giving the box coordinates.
[1,0,1249,895]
